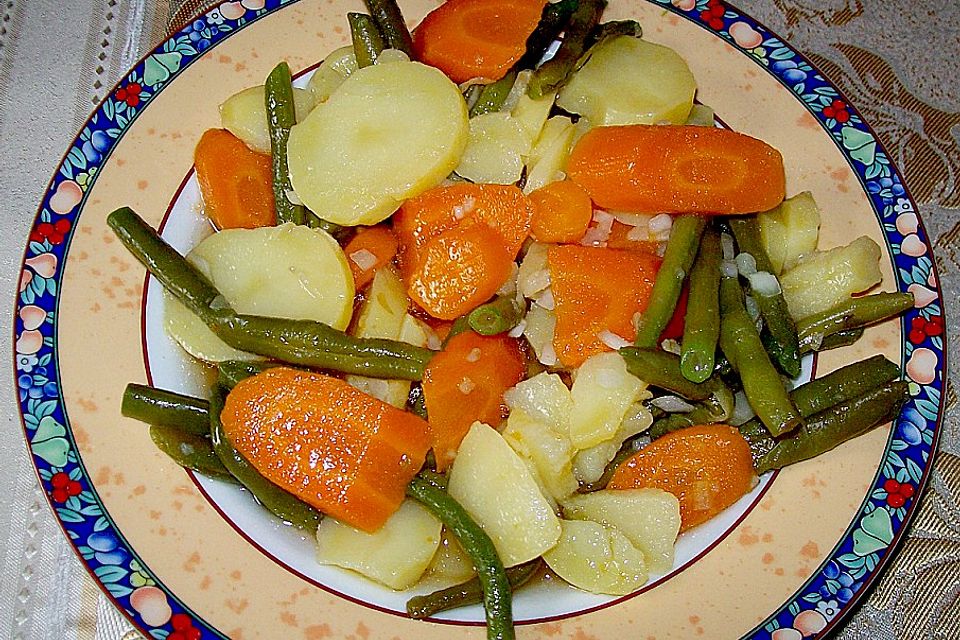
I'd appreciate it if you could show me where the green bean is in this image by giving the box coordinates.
[107,207,228,323]
[647,386,735,439]
[634,215,706,348]
[209,389,322,530]
[212,314,432,380]
[122,383,210,436]
[149,424,235,481]
[730,217,800,377]
[217,360,279,390]
[304,210,343,237]
[756,382,909,474]
[619,347,728,402]
[797,292,914,353]
[347,13,385,68]
[407,559,541,619]
[362,0,414,56]
[265,61,305,225]
[813,328,865,352]
[469,0,579,116]
[719,274,802,436]
[680,228,721,383]
[528,0,606,98]
[442,315,473,348]
[469,296,524,335]
[739,354,902,462]
[406,476,513,640]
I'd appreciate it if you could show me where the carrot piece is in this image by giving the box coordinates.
[344,226,399,290]
[608,424,755,531]
[422,331,525,470]
[394,182,533,279]
[194,129,276,229]
[567,125,786,214]
[528,179,594,243]
[221,367,430,532]
[547,245,661,367]
[412,0,547,83]
[408,222,513,320]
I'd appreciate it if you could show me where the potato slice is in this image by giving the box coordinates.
[543,519,648,595]
[502,410,578,503]
[569,352,645,449]
[307,45,358,104]
[780,235,882,319]
[288,60,468,226]
[316,499,442,590]
[561,489,681,573]
[572,400,652,484]
[556,36,696,126]
[758,191,822,274]
[220,85,317,153]
[455,112,530,184]
[503,372,573,434]
[424,529,476,586]
[163,224,353,362]
[523,116,576,194]
[447,422,561,567]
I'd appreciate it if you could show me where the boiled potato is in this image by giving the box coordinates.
[503,372,573,434]
[455,112,530,184]
[780,235,882,319]
[523,116,576,193]
[502,410,578,502]
[572,400,652,484]
[561,489,681,573]
[556,36,696,126]
[447,422,561,566]
[316,499,441,590]
[543,519,647,595]
[163,224,353,362]
[511,91,555,144]
[523,304,558,366]
[288,60,468,226]
[220,85,317,153]
[307,45,358,103]
[569,352,645,449]
[424,530,475,586]
[758,191,822,274]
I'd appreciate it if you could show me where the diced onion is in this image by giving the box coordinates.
[735,252,757,276]
[580,211,614,247]
[598,330,631,350]
[535,288,555,311]
[650,395,696,413]
[539,341,558,366]
[508,319,527,338]
[721,232,735,260]
[744,294,760,322]
[660,338,681,354]
[720,259,738,278]
[285,189,303,206]
[458,376,476,394]
[611,212,653,227]
[648,213,673,238]
[349,248,378,271]
[748,271,782,297]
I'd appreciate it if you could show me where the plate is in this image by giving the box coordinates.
[14,0,945,638]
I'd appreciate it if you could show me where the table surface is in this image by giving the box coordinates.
[0,1,957,638]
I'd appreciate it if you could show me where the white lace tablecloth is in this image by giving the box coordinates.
[0,1,956,638]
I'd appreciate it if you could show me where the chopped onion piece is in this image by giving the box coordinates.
[720,259,738,278]
[349,248,378,271]
[650,395,696,413]
[496,262,519,297]
[661,338,681,354]
[598,330,631,350]
[748,271,782,296]
[285,189,303,206]
[735,252,757,276]
[721,232,735,260]
[458,376,476,394]
[580,210,615,247]
[611,212,653,227]
[539,341,558,366]
[535,288,555,311]
[744,294,760,322]
[649,213,673,235]
[730,391,756,426]
[508,318,527,338]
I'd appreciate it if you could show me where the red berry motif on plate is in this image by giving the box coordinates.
[115,83,142,108]
[169,613,201,640]
[822,99,850,123]
[50,471,82,503]
[30,219,71,245]
[908,315,943,344]
[700,0,725,30]
[883,478,915,509]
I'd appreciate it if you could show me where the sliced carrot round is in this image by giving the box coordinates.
[344,225,399,290]
[608,424,755,531]
[528,179,594,243]
[413,0,547,83]
[194,128,276,229]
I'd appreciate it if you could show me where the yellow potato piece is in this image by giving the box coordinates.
[543,519,648,596]
[219,84,317,154]
[288,60,468,226]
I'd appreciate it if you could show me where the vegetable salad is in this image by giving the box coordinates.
[115,0,912,638]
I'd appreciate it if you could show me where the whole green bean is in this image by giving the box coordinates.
[149,424,235,481]
[739,354,902,463]
[209,389,322,530]
[469,296,524,335]
[634,215,706,348]
[265,61,305,225]
[756,382,909,474]
[122,383,210,436]
[212,314,432,380]
[107,207,228,323]
[347,13,385,68]
[362,0,414,55]
[407,559,541,619]
[528,0,606,98]
[217,360,279,390]
[719,274,803,436]
[797,292,914,353]
[406,476,514,640]
[680,228,721,382]
[619,347,728,402]
[730,217,801,377]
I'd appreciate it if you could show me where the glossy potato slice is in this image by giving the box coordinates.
[219,84,317,154]
[288,60,469,226]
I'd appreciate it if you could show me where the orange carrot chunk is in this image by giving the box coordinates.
[394,182,533,279]
[608,424,755,532]
[194,128,276,229]
[221,367,431,532]
[344,226,400,290]
[547,245,661,368]
[413,0,547,83]
[528,179,594,243]
[408,222,513,320]
[422,331,525,470]
[567,125,786,214]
